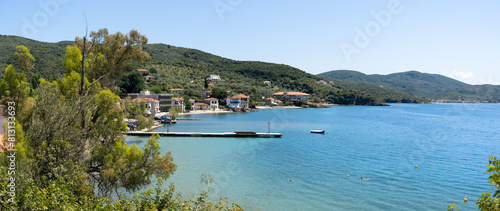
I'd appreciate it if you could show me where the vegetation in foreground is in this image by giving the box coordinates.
[0,29,242,210]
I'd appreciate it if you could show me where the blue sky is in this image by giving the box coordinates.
[1,0,500,84]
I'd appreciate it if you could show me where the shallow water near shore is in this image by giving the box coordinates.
[126,103,500,210]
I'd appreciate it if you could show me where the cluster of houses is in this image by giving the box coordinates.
[127,70,312,115]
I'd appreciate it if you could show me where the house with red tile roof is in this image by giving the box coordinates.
[194,102,210,110]
[206,74,220,82]
[272,92,309,102]
[203,98,219,110]
[144,75,155,81]
[131,97,159,115]
[226,94,250,109]
[136,69,148,73]
[169,88,184,95]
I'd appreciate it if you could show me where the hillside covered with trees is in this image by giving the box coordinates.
[319,70,500,103]
[0,35,427,105]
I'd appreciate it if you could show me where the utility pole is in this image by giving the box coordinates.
[267,122,271,134]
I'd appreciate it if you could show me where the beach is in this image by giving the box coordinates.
[178,110,235,116]
[255,106,302,109]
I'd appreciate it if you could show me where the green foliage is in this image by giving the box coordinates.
[119,71,146,94]
[447,202,458,211]
[15,45,35,75]
[0,64,30,115]
[477,155,500,210]
[169,107,180,120]
[62,45,86,75]
[211,87,228,101]
[185,100,192,111]
[0,35,396,105]
[320,70,500,102]
[75,28,151,88]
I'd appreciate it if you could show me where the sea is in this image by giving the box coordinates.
[125,103,500,210]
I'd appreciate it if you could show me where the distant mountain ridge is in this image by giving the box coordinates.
[319,70,500,102]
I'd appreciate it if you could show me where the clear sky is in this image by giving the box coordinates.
[1,0,499,84]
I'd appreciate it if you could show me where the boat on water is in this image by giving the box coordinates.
[310,130,325,134]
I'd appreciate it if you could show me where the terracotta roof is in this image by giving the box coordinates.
[145,76,154,78]
[272,92,310,96]
[189,99,195,101]
[137,69,148,72]
[210,74,219,77]
[230,94,250,99]
[205,98,218,101]
[194,102,209,106]
[169,88,184,91]
[276,100,283,103]
[266,98,274,100]
[131,98,159,103]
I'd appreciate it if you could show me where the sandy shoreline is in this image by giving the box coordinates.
[255,106,302,109]
[177,110,235,116]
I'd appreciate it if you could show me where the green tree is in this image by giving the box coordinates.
[119,71,146,94]
[185,100,192,111]
[169,107,180,120]
[75,28,151,88]
[15,45,35,75]
[0,65,30,115]
[477,154,500,210]
[62,45,88,75]
[211,87,228,101]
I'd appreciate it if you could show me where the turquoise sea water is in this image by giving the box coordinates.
[126,104,500,210]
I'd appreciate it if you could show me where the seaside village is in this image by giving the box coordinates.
[122,69,314,131]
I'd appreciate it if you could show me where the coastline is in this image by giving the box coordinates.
[178,110,235,116]
[255,106,302,109]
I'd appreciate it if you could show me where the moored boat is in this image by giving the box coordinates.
[310,130,325,134]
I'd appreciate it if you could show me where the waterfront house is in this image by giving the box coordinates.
[169,88,184,95]
[265,98,277,106]
[188,98,195,105]
[226,94,250,109]
[173,97,185,112]
[158,94,175,112]
[263,81,272,87]
[206,74,221,82]
[131,98,159,116]
[272,92,310,102]
[194,102,210,110]
[276,100,283,106]
[203,98,219,110]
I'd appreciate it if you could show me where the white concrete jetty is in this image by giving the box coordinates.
[126,131,282,138]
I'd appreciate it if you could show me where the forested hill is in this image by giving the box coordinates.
[319,70,500,102]
[0,35,72,80]
[0,35,426,105]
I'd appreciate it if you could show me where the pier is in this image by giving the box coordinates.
[126,131,282,138]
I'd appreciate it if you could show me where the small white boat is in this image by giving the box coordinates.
[310,130,325,134]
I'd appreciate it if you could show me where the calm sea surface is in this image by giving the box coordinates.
[126,103,500,210]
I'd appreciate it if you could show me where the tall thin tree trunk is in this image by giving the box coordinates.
[80,36,87,153]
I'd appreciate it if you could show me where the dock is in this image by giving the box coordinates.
[126,131,282,138]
